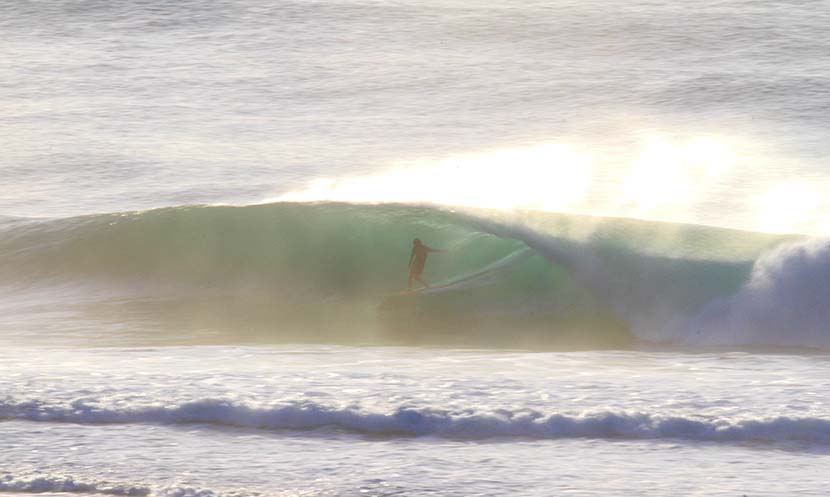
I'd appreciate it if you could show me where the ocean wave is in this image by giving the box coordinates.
[1,202,826,350]
[2,399,829,446]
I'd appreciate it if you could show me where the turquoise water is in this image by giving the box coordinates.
[3,0,830,495]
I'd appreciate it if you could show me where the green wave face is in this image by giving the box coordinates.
[1,203,527,293]
[0,202,798,348]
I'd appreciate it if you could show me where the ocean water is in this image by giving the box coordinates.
[2,346,830,497]
[3,0,830,495]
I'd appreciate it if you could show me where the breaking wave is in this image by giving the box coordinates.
[2,399,829,446]
[0,201,826,349]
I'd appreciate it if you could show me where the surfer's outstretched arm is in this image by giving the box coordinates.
[426,246,446,253]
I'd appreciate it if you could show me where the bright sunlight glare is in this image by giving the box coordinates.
[754,181,830,234]
[618,137,736,218]
[272,134,829,235]
[277,143,594,211]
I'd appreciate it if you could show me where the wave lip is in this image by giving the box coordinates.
[3,399,830,446]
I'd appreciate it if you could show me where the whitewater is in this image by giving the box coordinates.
[3,0,830,495]
[2,346,830,497]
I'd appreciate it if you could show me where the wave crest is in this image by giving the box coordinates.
[3,399,829,446]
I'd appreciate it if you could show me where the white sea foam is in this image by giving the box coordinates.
[0,473,149,496]
[2,399,829,446]
[0,473,262,497]
[689,238,830,348]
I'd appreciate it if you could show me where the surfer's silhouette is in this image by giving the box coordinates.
[408,238,445,290]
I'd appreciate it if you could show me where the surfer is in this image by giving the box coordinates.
[408,238,445,290]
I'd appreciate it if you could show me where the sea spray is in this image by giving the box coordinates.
[688,238,830,348]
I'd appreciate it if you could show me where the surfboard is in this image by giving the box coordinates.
[380,283,457,299]
[379,287,428,299]
[380,289,423,298]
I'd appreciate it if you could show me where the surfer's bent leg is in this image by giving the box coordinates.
[409,259,427,290]
[409,266,428,290]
